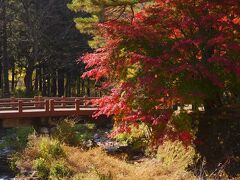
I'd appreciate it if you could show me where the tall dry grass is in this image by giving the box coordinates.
[65,146,195,180]
[16,136,196,179]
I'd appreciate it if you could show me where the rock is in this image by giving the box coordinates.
[39,127,49,134]
[84,140,94,148]
[93,133,100,139]
[49,127,56,134]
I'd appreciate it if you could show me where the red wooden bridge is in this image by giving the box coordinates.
[0,96,99,119]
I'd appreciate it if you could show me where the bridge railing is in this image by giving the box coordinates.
[0,96,99,113]
[0,96,99,103]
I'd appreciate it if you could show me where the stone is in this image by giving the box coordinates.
[39,127,49,134]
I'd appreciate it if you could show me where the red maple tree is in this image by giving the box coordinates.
[81,0,240,144]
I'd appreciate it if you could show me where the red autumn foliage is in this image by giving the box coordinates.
[80,0,240,144]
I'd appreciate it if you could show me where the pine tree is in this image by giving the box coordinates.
[68,0,150,47]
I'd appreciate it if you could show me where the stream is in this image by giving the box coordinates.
[0,129,16,179]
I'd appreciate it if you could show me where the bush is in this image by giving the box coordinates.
[53,119,96,147]
[38,137,65,159]
[9,153,21,172]
[50,161,72,179]
[22,137,70,179]
[157,140,197,170]
[33,158,49,179]
[114,123,149,153]
[18,137,68,179]
[1,127,34,151]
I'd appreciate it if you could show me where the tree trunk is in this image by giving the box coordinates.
[24,68,33,97]
[51,70,57,97]
[34,67,40,92]
[39,66,42,93]
[81,79,85,96]
[11,62,15,92]
[87,79,91,97]
[42,66,47,96]
[57,69,64,97]
[47,73,50,97]
[65,73,71,97]
[0,63,2,90]
[1,0,10,97]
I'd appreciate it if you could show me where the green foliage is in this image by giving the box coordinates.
[38,138,65,159]
[68,0,149,48]
[53,119,96,146]
[33,158,50,179]
[50,161,72,179]
[9,153,21,172]
[1,127,34,151]
[115,123,149,152]
[30,137,72,179]
[172,112,193,132]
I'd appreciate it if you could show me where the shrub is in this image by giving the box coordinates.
[114,123,149,153]
[38,137,65,159]
[53,119,96,147]
[52,119,77,144]
[157,140,197,170]
[20,137,69,179]
[9,153,21,172]
[50,161,72,179]
[33,157,49,179]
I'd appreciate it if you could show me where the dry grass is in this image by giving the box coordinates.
[65,146,195,180]
[16,136,196,180]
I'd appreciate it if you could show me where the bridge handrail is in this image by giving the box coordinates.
[0,96,98,102]
[0,97,99,113]
[0,98,33,102]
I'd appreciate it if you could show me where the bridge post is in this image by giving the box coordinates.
[39,96,43,108]
[34,96,38,108]
[61,96,66,107]
[75,99,80,112]
[83,96,87,107]
[18,100,23,113]
[11,97,16,108]
[35,96,42,108]
[45,100,49,112]
[50,99,54,112]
